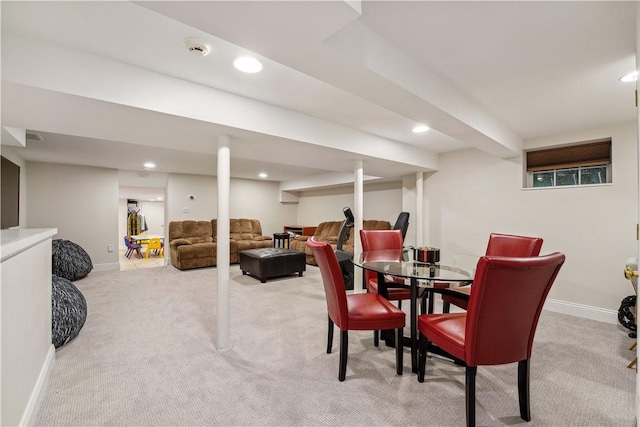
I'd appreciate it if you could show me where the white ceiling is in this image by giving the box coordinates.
[1,1,636,195]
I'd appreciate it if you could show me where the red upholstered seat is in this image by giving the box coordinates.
[308,237,405,381]
[359,229,411,301]
[442,233,543,311]
[418,253,565,427]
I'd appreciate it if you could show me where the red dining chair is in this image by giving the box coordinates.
[308,237,406,381]
[360,229,416,346]
[418,253,565,427]
[359,230,410,301]
[442,233,543,312]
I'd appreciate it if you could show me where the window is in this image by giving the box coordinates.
[525,139,611,188]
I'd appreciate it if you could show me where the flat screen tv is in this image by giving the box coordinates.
[1,155,20,229]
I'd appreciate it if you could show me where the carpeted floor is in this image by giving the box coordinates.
[34,264,635,426]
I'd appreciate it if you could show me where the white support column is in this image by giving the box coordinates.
[635,4,640,420]
[354,160,364,293]
[415,172,424,247]
[217,135,231,350]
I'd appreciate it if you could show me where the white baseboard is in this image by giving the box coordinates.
[544,298,618,325]
[92,262,120,272]
[21,344,55,426]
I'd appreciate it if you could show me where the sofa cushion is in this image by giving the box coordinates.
[291,219,392,266]
[170,238,192,248]
[175,242,217,259]
[169,220,212,241]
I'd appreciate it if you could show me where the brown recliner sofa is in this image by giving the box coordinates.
[169,220,219,270]
[212,218,273,261]
[290,220,391,265]
[169,218,273,270]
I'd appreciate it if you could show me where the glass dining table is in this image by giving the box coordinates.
[353,249,477,373]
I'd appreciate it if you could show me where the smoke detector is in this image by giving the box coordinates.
[184,38,211,57]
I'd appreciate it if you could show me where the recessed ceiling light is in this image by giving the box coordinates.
[258,172,268,179]
[143,162,156,168]
[412,124,430,133]
[234,57,263,73]
[620,71,638,82]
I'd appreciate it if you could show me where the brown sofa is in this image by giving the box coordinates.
[213,218,273,258]
[169,220,218,270]
[290,220,391,265]
[169,218,273,270]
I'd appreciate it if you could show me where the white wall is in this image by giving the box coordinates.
[424,120,637,315]
[0,147,28,228]
[229,178,297,235]
[118,198,127,248]
[139,201,164,235]
[296,181,403,227]
[167,173,217,221]
[27,162,120,268]
[167,173,297,236]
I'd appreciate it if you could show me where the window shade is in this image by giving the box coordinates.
[526,139,611,172]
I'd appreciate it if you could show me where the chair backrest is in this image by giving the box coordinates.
[124,236,136,249]
[147,238,162,250]
[307,237,349,330]
[392,212,410,242]
[360,229,404,285]
[485,233,543,257]
[465,252,565,366]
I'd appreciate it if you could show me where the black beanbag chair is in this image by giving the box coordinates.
[52,274,87,348]
[52,239,93,281]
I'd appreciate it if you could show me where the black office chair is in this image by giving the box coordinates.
[335,207,355,290]
[393,212,410,241]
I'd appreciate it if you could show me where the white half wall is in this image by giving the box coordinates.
[424,120,638,314]
[27,162,120,267]
[1,228,57,426]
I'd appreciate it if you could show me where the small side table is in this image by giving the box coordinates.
[273,232,290,249]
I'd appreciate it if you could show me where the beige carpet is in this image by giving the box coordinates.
[35,264,635,426]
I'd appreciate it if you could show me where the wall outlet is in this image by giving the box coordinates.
[107,244,114,253]
[183,207,189,213]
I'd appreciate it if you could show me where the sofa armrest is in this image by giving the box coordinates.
[170,238,192,249]
[294,235,309,242]
[254,236,272,241]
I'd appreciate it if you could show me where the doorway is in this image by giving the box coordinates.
[119,187,166,271]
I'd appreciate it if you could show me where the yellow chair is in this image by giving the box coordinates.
[145,238,164,258]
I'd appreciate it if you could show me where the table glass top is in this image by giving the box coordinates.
[354,249,478,283]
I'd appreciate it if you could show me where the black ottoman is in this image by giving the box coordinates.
[239,248,306,283]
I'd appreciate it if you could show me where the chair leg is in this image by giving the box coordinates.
[373,330,379,347]
[466,366,477,427]
[417,333,428,382]
[398,300,402,310]
[442,300,451,313]
[339,330,348,381]
[518,359,531,421]
[396,327,403,375]
[327,316,334,354]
